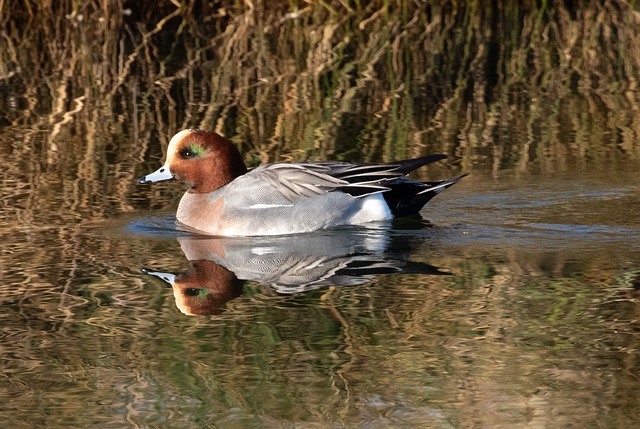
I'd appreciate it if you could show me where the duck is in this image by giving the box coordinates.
[138,129,466,236]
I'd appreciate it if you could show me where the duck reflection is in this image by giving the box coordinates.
[142,261,244,316]
[142,228,446,315]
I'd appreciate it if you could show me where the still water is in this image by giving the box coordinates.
[2,2,640,428]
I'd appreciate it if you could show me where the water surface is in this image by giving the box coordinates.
[1,2,640,428]
[2,165,639,428]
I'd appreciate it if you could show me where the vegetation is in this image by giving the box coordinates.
[1,1,639,170]
[1,3,639,427]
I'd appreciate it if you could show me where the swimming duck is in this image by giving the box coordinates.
[138,129,465,236]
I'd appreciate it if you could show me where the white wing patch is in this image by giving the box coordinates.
[249,203,295,209]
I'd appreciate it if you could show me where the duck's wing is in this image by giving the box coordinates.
[252,163,347,201]
[310,162,402,184]
[232,163,392,205]
[231,154,451,206]
[312,154,448,179]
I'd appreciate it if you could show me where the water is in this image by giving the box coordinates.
[2,165,639,428]
[2,3,640,427]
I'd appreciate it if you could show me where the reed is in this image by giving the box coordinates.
[1,0,639,219]
[2,4,640,427]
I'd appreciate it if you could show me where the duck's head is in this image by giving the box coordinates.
[141,261,245,316]
[138,129,248,193]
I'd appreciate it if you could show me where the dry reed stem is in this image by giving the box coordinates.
[0,0,638,222]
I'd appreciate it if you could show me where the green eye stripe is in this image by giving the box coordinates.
[181,144,207,158]
[189,144,206,156]
[184,288,210,298]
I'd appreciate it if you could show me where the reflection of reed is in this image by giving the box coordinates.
[1,218,638,425]
[1,1,639,221]
[1,4,639,425]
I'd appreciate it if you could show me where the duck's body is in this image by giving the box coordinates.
[138,129,465,236]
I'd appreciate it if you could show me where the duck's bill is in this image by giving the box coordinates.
[137,165,174,184]
[141,268,176,286]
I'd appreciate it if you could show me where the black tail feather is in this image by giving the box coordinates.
[316,154,465,207]
[387,154,448,175]
[383,173,467,217]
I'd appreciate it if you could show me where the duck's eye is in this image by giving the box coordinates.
[179,144,206,159]
[180,147,196,159]
[184,288,208,298]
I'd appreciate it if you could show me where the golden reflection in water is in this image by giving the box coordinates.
[0,3,638,232]
[0,216,639,427]
[1,1,640,427]
[1,2,639,174]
